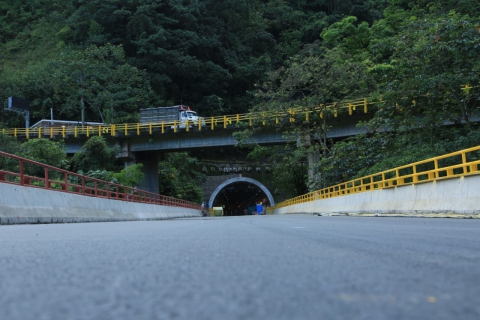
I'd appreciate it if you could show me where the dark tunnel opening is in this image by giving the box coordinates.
[212,182,271,216]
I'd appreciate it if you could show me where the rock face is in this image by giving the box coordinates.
[200,174,239,203]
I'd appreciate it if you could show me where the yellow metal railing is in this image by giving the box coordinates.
[274,145,480,209]
[0,98,375,139]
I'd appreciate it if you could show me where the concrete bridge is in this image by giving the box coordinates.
[3,97,478,209]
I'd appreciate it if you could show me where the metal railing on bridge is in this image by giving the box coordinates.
[273,145,480,209]
[0,151,200,210]
[0,98,373,140]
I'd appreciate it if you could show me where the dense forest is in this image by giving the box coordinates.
[0,0,479,201]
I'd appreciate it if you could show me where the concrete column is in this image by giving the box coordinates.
[130,151,160,194]
[118,141,161,194]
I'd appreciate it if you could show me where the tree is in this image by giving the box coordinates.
[321,16,372,54]
[246,144,309,198]
[368,10,480,144]
[158,152,205,203]
[78,163,144,188]
[252,46,373,189]
[17,138,68,177]
[18,139,67,168]
[0,132,21,173]
[70,136,120,173]
[49,44,155,124]
[0,131,20,154]
[113,164,144,187]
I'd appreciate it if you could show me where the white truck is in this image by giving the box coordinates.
[139,105,203,128]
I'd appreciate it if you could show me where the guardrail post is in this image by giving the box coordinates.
[462,151,468,174]
[44,167,49,189]
[137,123,140,135]
[430,159,438,180]
[19,159,24,186]
[64,172,68,191]
[447,168,454,177]
[396,169,403,185]
[82,176,85,195]
[149,123,152,135]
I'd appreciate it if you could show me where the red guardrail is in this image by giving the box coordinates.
[0,151,200,210]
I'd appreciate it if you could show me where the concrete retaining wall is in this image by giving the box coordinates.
[0,183,202,225]
[272,175,480,216]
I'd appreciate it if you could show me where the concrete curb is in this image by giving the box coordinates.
[315,212,480,219]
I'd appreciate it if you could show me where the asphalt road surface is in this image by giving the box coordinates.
[1,215,479,320]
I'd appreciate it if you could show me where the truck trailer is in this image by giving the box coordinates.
[139,105,203,128]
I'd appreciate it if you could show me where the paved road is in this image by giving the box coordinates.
[1,215,479,320]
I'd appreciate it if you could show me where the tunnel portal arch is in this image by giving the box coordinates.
[208,177,275,215]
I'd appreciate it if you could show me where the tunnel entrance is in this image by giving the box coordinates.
[208,177,275,216]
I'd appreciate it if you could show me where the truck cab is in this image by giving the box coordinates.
[179,108,202,127]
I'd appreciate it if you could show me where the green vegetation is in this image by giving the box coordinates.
[18,138,68,168]
[70,136,120,172]
[1,0,479,200]
[158,152,205,203]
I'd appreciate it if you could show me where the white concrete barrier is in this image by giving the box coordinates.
[272,175,480,216]
[0,183,202,224]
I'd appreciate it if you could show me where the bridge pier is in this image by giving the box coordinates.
[137,152,161,194]
[118,141,161,194]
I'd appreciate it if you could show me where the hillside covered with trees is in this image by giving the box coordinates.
[1,0,479,200]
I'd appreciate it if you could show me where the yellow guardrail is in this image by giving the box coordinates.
[0,98,375,139]
[274,145,480,209]
[3,85,477,139]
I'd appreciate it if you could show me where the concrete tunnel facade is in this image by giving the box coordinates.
[208,177,275,215]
